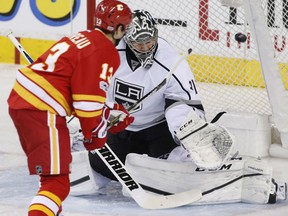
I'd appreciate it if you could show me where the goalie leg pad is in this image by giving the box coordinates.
[174,110,235,169]
[69,150,110,196]
[125,153,286,205]
[125,153,245,204]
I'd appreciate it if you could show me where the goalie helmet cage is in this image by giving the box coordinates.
[93,0,288,146]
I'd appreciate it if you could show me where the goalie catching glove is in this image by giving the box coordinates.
[174,110,235,170]
[83,103,134,151]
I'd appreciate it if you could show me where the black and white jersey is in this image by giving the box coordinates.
[106,38,204,133]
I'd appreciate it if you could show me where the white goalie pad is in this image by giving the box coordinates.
[241,159,273,204]
[174,110,235,169]
[69,150,110,196]
[125,153,278,205]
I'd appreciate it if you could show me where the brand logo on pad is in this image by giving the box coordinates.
[247,166,264,173]
[179,119,193,131]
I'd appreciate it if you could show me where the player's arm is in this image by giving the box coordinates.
[164,60,234,170]
[71,47,133,150]
[164,59,205,134]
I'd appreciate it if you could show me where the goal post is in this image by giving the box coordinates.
[87,0,96,30]
[94,1,288,153]
[242,0,288,148]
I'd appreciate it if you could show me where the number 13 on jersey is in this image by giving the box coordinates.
[100,63,114,84]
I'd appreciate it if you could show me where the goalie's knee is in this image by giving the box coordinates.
[69,150,110,196]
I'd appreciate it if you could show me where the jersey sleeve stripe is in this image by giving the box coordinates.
[14,81,61,115]
[17,68,71,115]
[73,101,104,111]
[72,94,106,103]
[74,109,102,118]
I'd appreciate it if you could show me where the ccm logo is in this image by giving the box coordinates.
[179,119,193,131]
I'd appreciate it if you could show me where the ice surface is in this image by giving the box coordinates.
[0,64,287,216]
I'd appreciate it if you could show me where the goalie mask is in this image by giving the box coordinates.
[124,10,158,69]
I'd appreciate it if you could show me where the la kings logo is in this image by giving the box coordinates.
[113,78,144,112]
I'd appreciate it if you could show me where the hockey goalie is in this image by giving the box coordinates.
[68,110,287,205]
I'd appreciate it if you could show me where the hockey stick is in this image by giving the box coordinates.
[6,31,75,124]
[6,31,34,63]
[7,32,202,209]
[91,145,201,209]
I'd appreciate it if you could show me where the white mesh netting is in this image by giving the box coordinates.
[119,0,288,120]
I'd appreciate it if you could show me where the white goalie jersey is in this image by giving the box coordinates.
[106,38,204,133]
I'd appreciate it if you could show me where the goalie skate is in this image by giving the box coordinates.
[268,179,287,203]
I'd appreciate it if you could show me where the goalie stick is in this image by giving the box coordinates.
[108,53,187,126]
[68,48,187,125]
[7,32,202,209]
[68,39,187,125]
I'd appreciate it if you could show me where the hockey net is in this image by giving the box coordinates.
[118,0,288,122]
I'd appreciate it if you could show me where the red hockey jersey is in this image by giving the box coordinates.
[8,29,120,139]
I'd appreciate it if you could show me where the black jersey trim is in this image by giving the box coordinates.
[153,58,192,100]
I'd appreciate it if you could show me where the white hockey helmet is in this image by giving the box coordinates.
[124,10,158,68]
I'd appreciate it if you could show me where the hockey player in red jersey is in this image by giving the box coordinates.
[7,1,132,215]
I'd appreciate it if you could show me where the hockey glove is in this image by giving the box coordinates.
[108,103,134,134]
[83,106,110,151]
[174,110,235,170]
